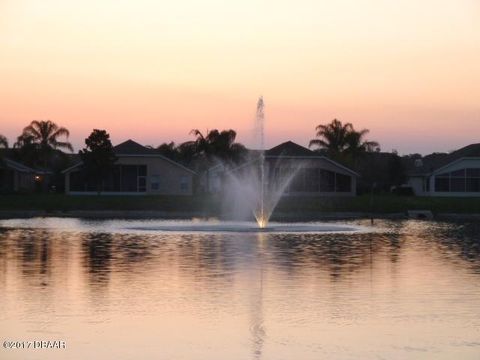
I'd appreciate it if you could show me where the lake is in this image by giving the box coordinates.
[0,218,479,359]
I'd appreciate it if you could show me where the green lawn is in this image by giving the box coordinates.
[0,194,219,213]
[1,193,480,215]
[276,195,480,214]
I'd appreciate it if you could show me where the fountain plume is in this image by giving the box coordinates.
[223,97,302,228]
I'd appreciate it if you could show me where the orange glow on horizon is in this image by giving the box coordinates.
[1,0,479,154]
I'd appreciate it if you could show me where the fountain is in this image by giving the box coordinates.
[0,98,363,235]
[224,97,303,228]
[254,97,267,228]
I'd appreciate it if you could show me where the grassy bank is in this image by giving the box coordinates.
[1,193,480,215]
[276,195,480,214]
[0,194,219,214]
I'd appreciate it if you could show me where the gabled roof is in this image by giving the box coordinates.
[63,139,196,174]
[2,158,36,173]
[0,152,52,174]
[266,141,315,157]
[113,139,157,155]
[267,141,358,176]
[211,141,358,177]
[407,143,480,176]
[1,157,51,174]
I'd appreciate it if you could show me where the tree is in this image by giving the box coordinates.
[309,119,379,164]
[16,120,73,166]
[309,119,353,155]
[344,129,380,158]
[189,129,247,164]
[0,135,8,148]
[13,134,39,166]
[388,151,406,187]
[79,129,117,194]
[157,142,180,161]
[176,141,197,165]
[19,120,73,152]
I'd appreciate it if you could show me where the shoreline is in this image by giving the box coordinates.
[1,210,479,221]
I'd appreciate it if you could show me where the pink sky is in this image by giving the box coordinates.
[1,0,479,155]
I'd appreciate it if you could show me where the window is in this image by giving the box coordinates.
[137,165,147,192]
[289,168,306,192]
[336,173,352,192]
[320,170,335,192]
[180,176,189,192]
[269,166,351,194]
[467,168,480,192]
[435,177,450,192]
[120,165,147,192]
[434,167,480,193]
[138,177,146,192]
[467,178,480,192]
[151,175,160,191]
[451,177,465,192]
[305,168,320,192]
[121,165,138,192]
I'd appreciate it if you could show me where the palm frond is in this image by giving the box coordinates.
[52,127,70,139]
[189,129,205,139]
[53,141,74,152]
[308,139,328,148]
[22,124,42,139]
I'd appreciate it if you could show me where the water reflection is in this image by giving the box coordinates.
[0,219,479,359]
[82,233,112,285]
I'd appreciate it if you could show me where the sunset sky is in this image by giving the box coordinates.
[1,0,479,155]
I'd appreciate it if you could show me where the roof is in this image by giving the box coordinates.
[0,150,53,174]
[267,141,358,176]
[213,141,358,177]
[406,143,480,176]
[1,157,51,174]
[63,139,196,174]
[266,141,315,157]
[2,158,36,173]
[113,139,157,155]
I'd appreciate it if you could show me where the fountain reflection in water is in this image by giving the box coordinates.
[225,97,302,228]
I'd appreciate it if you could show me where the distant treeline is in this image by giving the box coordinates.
[0,118,422,193]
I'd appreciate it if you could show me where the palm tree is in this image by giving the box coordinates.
[13,134,38,166]
[344,129,380,157]
[189,129,247,193]
[0,135,8,148]
[190,129,246,162]
[309,119,354,155]
[16,120,73,167]
[309,119,379,156]
[176,141,197,165]
[157,141,179,160]
[20,120,73,152]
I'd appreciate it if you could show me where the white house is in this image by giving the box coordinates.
[206,141,358,196]
[407,143,480,197]
[63,140,195,195]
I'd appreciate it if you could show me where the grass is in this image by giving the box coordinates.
[0,193,219,213]
[1,193,480,215]
[276,195,480,214]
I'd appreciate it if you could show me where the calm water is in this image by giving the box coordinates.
[1,218,480,359]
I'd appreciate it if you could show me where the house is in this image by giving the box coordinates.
[406,143,480,196]
[206,141,358,196]
[63,140,195,195]
[0,155,51,193]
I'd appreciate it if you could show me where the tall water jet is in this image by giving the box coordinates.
[254,97,267,228]
[222,97,303,228]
